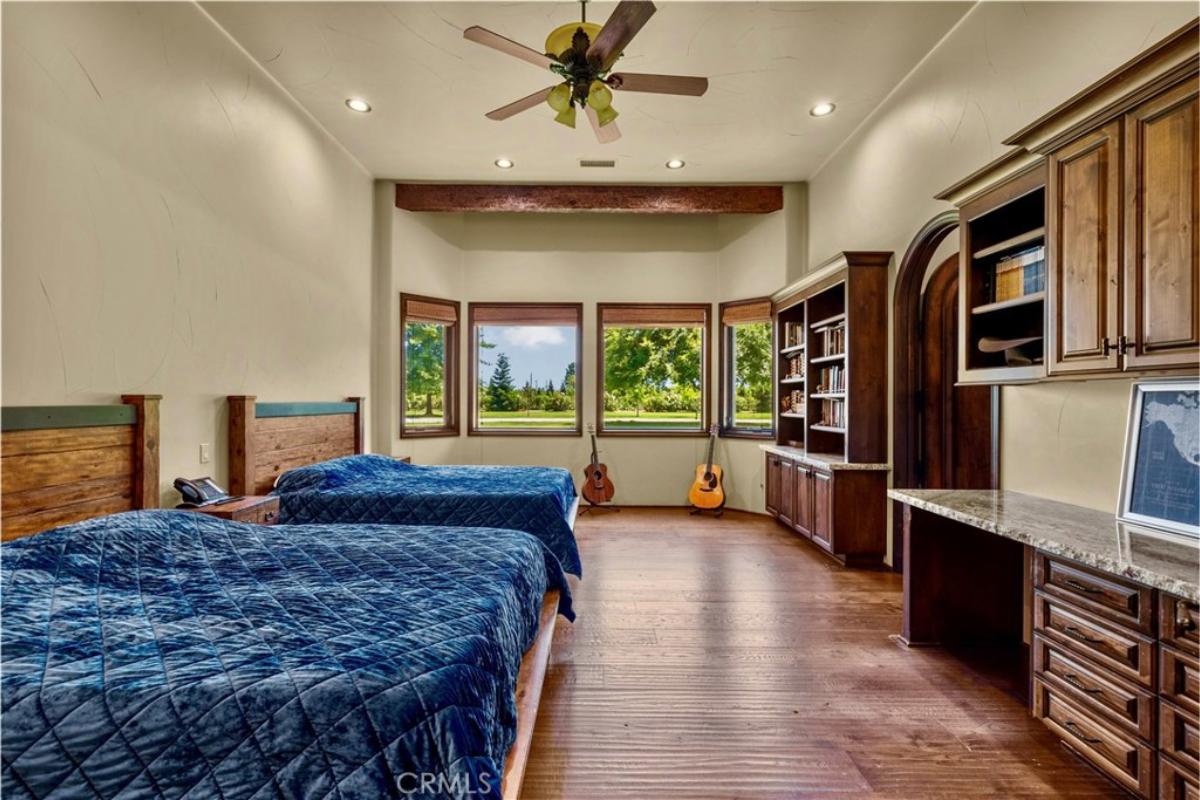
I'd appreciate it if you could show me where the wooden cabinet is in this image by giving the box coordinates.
[943,21,1199,383]
[762,449,887,566]
[810,469,833,549]
[1123,80,1200,371]
[793,464,812,537]
[765,454,781,515]
[778,459,795,527]
[1046,120,1122,375]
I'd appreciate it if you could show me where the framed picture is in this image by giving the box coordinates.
[1117,378,1200,538]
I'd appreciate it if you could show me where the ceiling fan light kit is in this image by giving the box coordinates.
[464,0,708,143]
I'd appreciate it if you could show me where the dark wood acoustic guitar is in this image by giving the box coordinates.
[688,424,725,515]
[581,424,615,507]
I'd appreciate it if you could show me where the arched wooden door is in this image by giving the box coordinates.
[916,256,994,490]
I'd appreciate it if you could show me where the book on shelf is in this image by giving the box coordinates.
[780,389,805,414]
[816,365,845,393]
[818,324,845,357]
[782,321,805,349]
[784,354,805,379]
[990,245,1045,303]
[819,398,845,429]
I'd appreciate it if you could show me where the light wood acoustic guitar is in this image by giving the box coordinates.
[581,424,615,507]
[688,424,725,514]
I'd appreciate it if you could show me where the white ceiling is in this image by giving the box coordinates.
[205,2,971,182]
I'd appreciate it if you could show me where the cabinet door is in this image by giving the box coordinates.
[778,460,795,526]
[811,470,833,549]
[1123,80,1200,370]
[765,455,781,515]
[1047,120,1122,375]
[794,465,812,538]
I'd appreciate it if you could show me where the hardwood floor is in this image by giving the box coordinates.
[522,508,1123,799]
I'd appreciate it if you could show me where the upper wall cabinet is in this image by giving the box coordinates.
[1045,120,1122,375]
[938,19,1199,384]
[1122,80,1199,370]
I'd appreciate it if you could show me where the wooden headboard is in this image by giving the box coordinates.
[1,395,160,541]
[227,396,364,495]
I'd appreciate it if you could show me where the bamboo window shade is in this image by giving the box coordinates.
[403,296,458,324]
[720,299,772,325]
[471,304,581,326]
[601,304,710,328]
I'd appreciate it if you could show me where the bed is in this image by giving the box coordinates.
[2,400,566,800]
[227,397,583,577]
[2,512,571,799]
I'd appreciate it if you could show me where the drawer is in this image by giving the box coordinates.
[1159,755,1200,800]
[1162,595,1200,656]
[1161,700,1200,776]
[1161,645,1200,717]
[1036,552,1154,633]
[1033,677,1155,798]
[1033,633,1155,740]
[1035,591,1156,688]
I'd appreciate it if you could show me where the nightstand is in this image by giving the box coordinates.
[178,495,280,525]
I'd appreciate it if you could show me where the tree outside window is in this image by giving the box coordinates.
[598,304,710,435]
[400,294,459,437]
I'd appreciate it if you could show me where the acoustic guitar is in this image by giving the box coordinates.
[688,424,725,513]
[581,424,615,506]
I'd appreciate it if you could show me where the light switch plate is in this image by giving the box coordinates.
[199,443,211,464]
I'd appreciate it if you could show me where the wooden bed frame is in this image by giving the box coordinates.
[1,395,160,540]
[227,396,365,494]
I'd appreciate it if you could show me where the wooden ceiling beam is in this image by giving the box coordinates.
[394,183,783,214]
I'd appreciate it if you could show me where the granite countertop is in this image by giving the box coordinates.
[759,443,889,472]
[889,489,1200,602]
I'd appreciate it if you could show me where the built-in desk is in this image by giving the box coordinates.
[889,489,1200,799]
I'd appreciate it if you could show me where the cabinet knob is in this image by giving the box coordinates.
[1102,337,1114,356]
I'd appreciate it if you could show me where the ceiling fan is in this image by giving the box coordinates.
[463,0,708,144]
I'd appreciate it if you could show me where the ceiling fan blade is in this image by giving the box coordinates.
[608,72,708,97]
[587,1,656,72]
[486,87,556,121]
[586,106,622,144]
[463,26,555,71]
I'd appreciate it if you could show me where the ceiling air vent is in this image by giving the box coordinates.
[579,159,616,168]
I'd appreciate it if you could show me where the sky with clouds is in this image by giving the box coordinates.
[477,325,576,388]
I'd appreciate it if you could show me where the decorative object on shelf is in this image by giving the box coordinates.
[978,335,1044,367]
[464,0,708,143]
[1118,378,1199,539]
[688,425,725,515]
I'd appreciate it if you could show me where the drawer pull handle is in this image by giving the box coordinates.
[264,512,275,521]
[1062,625,1104,645]
[1063,673,1102,694]
[1063,720,1102,745]
[1062,579,1103,595]
[1177,605,1198,631]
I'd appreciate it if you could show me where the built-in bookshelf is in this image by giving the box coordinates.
[936,151,1047,384]
[775,305,807,446]
[770,252,888,462]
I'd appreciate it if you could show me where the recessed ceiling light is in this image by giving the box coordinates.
[666,159,686,170]
[809,102,836,117]
[494,158,514,169]
[345,97,372,113]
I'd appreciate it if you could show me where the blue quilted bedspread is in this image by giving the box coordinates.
[2,511,572,800]
[273,455,583,577]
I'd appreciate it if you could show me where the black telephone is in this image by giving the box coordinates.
[174,477,237,507]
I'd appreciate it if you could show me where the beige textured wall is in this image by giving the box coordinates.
[805,2,1196,512]
[2,3,373,503]
[381,199,799,510]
